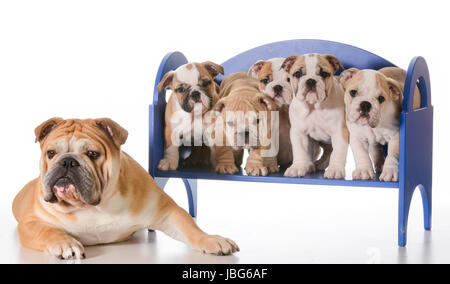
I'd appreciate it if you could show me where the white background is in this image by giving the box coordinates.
[0,0,449,264]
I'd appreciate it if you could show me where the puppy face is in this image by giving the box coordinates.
[214,95,275,150]
[157,62,224,113]
[340,69,402,128]
[282,54,343,104]
[249,58,293,107]
[35,118,128,208]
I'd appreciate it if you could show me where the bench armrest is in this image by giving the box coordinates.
[403,56,432,113]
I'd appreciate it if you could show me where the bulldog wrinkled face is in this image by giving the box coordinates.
[282,54,343,105]
[341,69,402,128]
[36,118,127,209]
[215,95,275,150]
[249,58,293,107]
[157,62,224,114]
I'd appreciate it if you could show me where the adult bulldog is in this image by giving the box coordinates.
[13,118,238,259]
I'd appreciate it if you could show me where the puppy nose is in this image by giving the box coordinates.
[191,91,200,101]
[61,157,79,169]
[360,101,372,113]
[273,85,283,95]
[306,79,317,88]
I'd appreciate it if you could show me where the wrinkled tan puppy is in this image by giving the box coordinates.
[340,67,421,181]
[13,118,238,259]
[157,62,224,171]
[282,54,349,179]
[213,72,279,176]
[249,58,332,169]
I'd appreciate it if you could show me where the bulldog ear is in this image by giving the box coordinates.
[281,56,298,73]
[157,71,175,93]
[339,68,360,89]
[258,95,275,111]
[201,61,224,78]
[324,54,344,73]
[35,117,63,143]
[95,118,128,148]
[386,78,403,101]
[248,60,265,79]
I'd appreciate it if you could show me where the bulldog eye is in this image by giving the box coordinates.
[201,80,211,87]
[378,96,386,104]
[227,121,235,127]
[176,86,185,93]
[87,151,100,161]
[47,150,56,159]
[350,90,358,97]
[320,69,331,78]
[293,70,303,78]
[261,78,270,85]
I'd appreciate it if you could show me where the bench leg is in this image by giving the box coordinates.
[398,184,416,247]
[419,182,432,231]
[183,179,198,218]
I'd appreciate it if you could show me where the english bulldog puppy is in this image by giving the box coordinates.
[13,118,239,259]
[213,72,279,176]
[282,54,349,179]
[157,62,224,171]
[340,67,420,181]
[248,58,332,169]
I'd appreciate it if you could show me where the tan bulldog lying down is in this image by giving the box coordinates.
[13,118,238,259]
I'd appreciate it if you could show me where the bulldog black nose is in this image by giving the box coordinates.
[191,91,201,101]
[273,85,283,95]
[61,157,80,169]
[306,79,317,88]
[360,101,372,113]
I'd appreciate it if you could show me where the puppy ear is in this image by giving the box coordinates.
[35,117,64,143]
[201,61,224,78]
[258,95,275,111]
[157,71,175,93]
[281,56,298,73]
[324,54,344,73]
[386,78,403,101]
[248,60,265,79]
[339,68,360,89]
[215,101,226,113]
[95,118,129,148]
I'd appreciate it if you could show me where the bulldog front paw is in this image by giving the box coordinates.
[46,238,85,260]
[158,157,178,171]
[284,163,315,177]
[380,166,399,182]
[245,164,269,176]
[324,166,345,179]
[197,235,239,256]
[216,163,239,174]
[353,167,375,180]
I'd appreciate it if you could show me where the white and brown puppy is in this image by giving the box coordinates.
[157,62,224,171]
[282,54,349,179]
[13,118,238,259]
[249,58,332,169]
[340,67,420,181]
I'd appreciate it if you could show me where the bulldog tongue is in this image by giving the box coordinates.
[54,178,76,194]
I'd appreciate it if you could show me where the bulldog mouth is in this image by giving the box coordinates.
[52,177,79,200]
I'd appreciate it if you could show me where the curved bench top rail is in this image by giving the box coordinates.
[218,39,396,81]
[153,51,188,105]
[403,56,432,112]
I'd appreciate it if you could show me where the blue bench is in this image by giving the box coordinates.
[149,39,433,247]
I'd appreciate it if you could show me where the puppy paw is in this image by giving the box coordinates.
[284,163,315,177]
[245,164,269,176]
[158,157,178,171]
[353,167,375,180]
[324,166,345,179]
[196,235,239,256]
[380,166,399,182]
[216,163,239,175]
[46,238,85,260]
